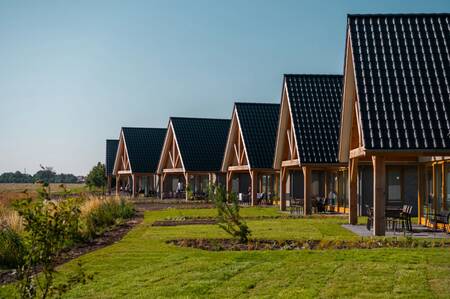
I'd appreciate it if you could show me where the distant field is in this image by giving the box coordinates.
[0,183,88,206]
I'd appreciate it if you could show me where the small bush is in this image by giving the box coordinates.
[81,197,135,238]
[213,186,251,243]
[0,225,24,268]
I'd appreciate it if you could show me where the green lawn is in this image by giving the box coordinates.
[1,207,449,298]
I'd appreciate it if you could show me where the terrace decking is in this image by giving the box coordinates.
[343,224,450,239]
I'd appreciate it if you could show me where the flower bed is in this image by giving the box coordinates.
[167,238,450,251]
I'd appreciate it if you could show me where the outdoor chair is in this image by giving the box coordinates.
[289,198,304,215]
[429,210,450,233]
[400,205,413,232]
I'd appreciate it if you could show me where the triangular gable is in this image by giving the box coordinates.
[157,121,185,173]
[221,107,250,172]
[273,82,300,169]
[339,29,364,163]
[113,130,132,174]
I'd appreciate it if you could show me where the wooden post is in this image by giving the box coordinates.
[349,158,359,225]
[116,174,120,196]
[160,174,165,200]
[107,175,112,195]
[132,174,137,198]
[417,165,424,224]
[303,166,312,215]
[185,172,189,201]
[226,171,233,194]
[324,171,329,200]
[250,171,257,206]
[280,168,287,211]
[372,156,386,236]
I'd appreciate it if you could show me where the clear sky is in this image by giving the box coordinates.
[0,0,449,176]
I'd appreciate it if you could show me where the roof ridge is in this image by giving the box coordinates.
[284,74,343,77]
[170,116,230,121]
[235,102,279,106]
[348,13,450,18]
[122,127,166,130]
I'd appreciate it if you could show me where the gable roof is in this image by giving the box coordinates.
[170,117,230,172]
[105,139,119,176]
[121,127,166,173]
[284,74,343,164]
[234,102,280,169]
[346,13,450,151]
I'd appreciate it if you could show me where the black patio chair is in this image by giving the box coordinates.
[429,210,450,233]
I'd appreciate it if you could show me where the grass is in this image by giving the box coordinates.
[1,207,449,298]
[0,183,89,206]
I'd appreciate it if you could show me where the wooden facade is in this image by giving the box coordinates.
[157,118,228,201]
[339,14,450,235]
[221,104,279,205]
[273,75,345,214]
[113,128,164,198]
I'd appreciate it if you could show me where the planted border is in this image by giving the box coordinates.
[167,238,450,251]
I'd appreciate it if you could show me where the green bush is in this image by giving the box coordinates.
[82,198,135,238]
[213,186,251,243]
[0,225,24,268]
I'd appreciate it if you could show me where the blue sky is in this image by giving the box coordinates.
[0,0,449,175]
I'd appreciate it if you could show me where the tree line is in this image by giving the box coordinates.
[0,169,79,184]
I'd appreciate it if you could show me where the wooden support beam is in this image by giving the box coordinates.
[107,175,112,195]
[442,163,446,210]
[116,174,120,196]
[228,165,249,172]
[303,166,312,215]
[372,156,386,236]
[163,168,184,173]
[281,159,299,167]
[226,172,233,194]
[185,172,189,201]
[250,171,257,206]
[280,168,287,211]
[349,158,358,225]
[350,147,366,159]
[132,174,137,198]
[417,165,424,225]
[160,174,165,200]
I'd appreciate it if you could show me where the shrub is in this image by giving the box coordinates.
[12,188,85,298]
[0,225,24,268]
[80,196,135,238]
[213,186,251,243]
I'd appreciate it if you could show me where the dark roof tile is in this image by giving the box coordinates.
[122,127,166,173]
[235,103,280,169]
[285,74,343,164]
[171,118,230,172]
[105,139,118,175]
[348,13,450,150]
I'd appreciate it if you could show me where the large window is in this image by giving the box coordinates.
[435,165,443,212]
[386,168,402,208]
[446,165,450,210]
[337,170,348,208]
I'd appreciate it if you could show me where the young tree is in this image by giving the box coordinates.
[213,186,251,243]
[85,162,106,191]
